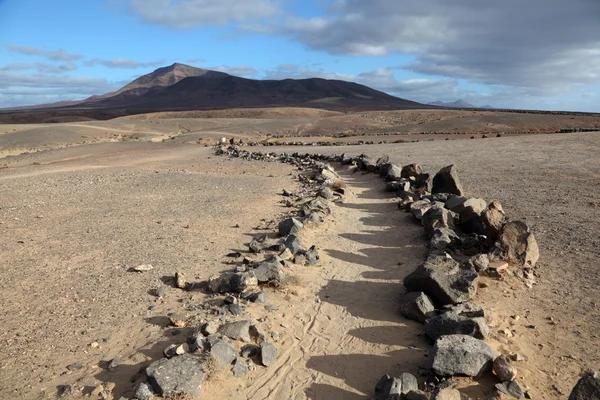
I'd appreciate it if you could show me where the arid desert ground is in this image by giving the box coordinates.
[0,109,599,399]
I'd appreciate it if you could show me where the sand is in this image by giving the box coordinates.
[0,121,598,399]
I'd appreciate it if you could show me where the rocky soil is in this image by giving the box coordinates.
[0,129,599,399]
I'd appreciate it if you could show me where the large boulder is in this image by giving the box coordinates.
[403,254,479,307]
[430,334,495,377]
[569,372,600,400]
[399,292,436,323]
[498,220,539,267]
[424,311,489,341]
[146,354,208,398]
[432,165,464,196]
[278,217,304,236]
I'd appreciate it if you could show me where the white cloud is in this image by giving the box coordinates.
[8,45,83,61]
[210,65,258,77]
[128,0,281,29]
[84,58,164,69]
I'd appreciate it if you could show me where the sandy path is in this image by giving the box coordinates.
[221,167,428,400]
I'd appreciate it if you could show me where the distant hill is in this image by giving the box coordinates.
[429,100,494,109]
[1,63,432,120]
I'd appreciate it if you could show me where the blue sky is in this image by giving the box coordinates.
[1,0,599,111]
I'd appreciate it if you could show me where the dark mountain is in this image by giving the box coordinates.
[1,63,432,120]
[73,63,428,112]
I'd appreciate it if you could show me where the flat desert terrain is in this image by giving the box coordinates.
[0,112,599,399]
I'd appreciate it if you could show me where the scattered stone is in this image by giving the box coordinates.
[232,357,250,377]
[260,341,278,366]
[568,371,600,400]
[207,275,230,294]
[168,314,186,328]
[422,205,457,237]
[373,374,402,399]
[146,354,207,398]
[201,321,220,336]
[282,189,296,197]
[240,344,260,358]
[470,254,490,273]
[386,164,403,181]
[284,235,303,255]
[443,302,485,318]
[444,196,468,213]
[305,211,326,223]
[210,340,238,368]
[175,271,187,290]
[218,320,252,342]
[415,173,432,191]
[498,221,540,267]
[482,201,507,241]
[402,164,423,179]
[432,165,464,196]
[493,355,517,382]
[300,245,320,265]
[229,272,258,293]
[318,187,335,200]
[107,357,121,371]
[155,285,171,298]
[430,227,460,250]
[228,303,244,315]
[410,200,434,220]
[430,334,495,377]
[133,264,153,272]
[399,372,419,394]
[133,382,155,400]
[496,380,524,399]
[399,292,436,323]
[253,256,286,283]
[247,292,269,303]
[66,362,85,371]
[248,238,262,253]
[403,254,479,307]
[432,388,462,400]
[424,311,489,341]
[278,217,304,236]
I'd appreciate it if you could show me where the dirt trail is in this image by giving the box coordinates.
[218,167,428,399]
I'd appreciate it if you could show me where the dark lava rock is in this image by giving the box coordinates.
[284,235,303,255]
[403,254,478,307]
[496,380,525,399]
[386,164,403,181]
[133,382,155,400]
[247,291,269,303]
[374,374,402,399]
[278,217,304,236]
[210,340,238,369]
[253,256,286,283]
[430,334,494,377]
[232,357,250,377]
[260,342,278,366]
[568,372,600,400]
[422,205,457,237]
[146,354,207,398]
[299,245,320,265]
[318,187,335,200]
[424,311,489,341]
[217,320,252,342]
[229,272,258,293]
[432,165,464,196]
[399,292,436,323]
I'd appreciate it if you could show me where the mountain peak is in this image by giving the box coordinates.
[100,63,231,100]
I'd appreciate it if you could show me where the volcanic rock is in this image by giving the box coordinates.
[430,334,495,377]
[399,292,436,323]
[432,165,464,196]
[146,354,207,398]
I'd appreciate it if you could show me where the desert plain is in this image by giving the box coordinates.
[1,108,599,400]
